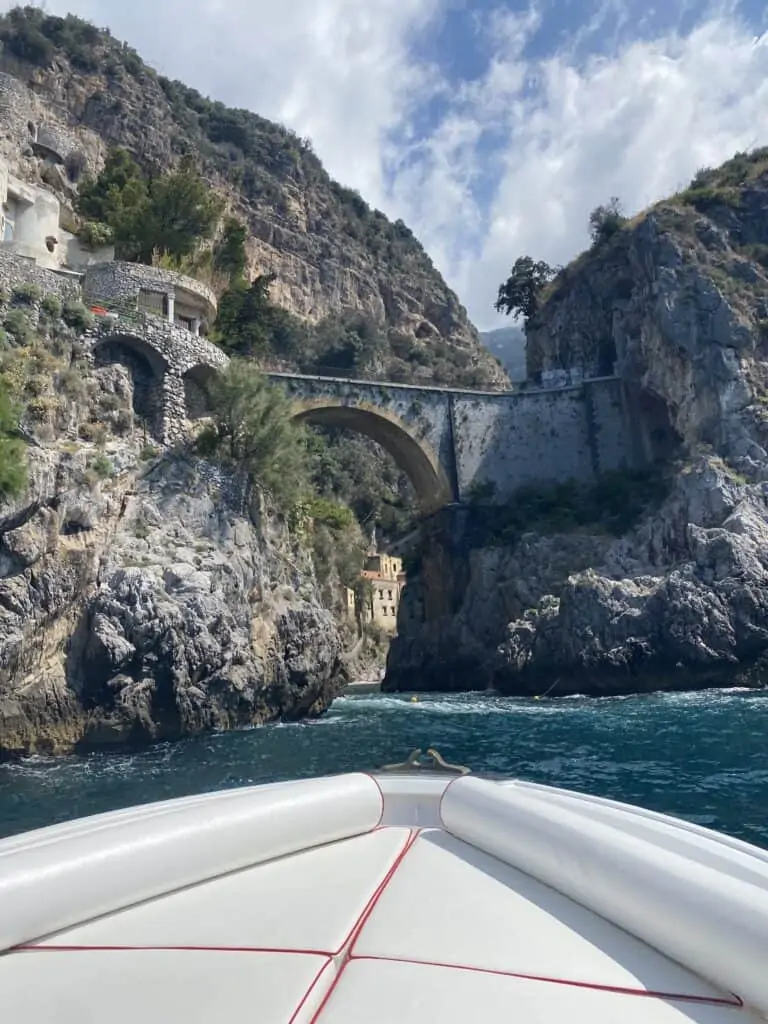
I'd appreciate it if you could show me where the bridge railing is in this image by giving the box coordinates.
[261,361,517,392]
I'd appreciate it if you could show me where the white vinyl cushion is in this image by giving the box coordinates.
[0,949,335,1024]
[322,959,757,1024]
[0,773,383,951]
[352,829,728,999]
[504,780,768,884]
[440,776,768,1017]
[35,827,411,954]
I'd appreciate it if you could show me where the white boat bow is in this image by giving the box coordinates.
[1,749,767,1022]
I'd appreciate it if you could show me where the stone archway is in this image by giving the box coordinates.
[293,401,453,513]
[92,333,168,436]
[182,364,218,421]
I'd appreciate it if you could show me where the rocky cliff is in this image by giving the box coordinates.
[0,8,505,387]
[0,300,344,758]
[388,150,768,696]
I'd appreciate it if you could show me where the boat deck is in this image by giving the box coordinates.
[1,773,766,1022]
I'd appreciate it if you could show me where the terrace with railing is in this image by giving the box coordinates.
[83,261,217,339]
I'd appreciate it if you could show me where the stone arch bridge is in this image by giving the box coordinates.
[84,322,641,509]
[265,372,640,510]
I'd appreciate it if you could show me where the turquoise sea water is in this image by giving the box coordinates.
[1,688,767,846]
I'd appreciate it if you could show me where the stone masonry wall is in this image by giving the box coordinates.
[84,261,217,317]
[272,372,639,505]
[83,313,229,443]
[453,387,596,500]
[0,249,81,300]
[588,378,635,475]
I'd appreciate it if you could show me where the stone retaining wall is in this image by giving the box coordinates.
[84,261,217,318]
[0,249,81,300]
[83,313,229,443]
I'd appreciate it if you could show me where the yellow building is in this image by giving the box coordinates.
[357,552,406,634]
[363,553,403,579]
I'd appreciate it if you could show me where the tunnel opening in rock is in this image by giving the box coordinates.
[183,364,218,420]
[92,334,167,437]
[629,387,683,465]
[294,404,452,514]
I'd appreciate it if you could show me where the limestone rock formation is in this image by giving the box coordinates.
[388,153,768,695]
[0,321,344,758]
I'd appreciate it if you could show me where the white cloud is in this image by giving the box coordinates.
[5,2,768,332]
[5,0,443,209]
[409,7,768,329]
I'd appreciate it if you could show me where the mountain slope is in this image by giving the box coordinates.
[389,146,768,696]
[480,326,526,381]
[0,6,505,387]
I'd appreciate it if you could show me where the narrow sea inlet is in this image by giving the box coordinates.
[1,688,766,847]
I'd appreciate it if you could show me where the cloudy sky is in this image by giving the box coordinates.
[7,1,768,330]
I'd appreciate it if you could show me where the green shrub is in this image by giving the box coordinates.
[3,309,33,344]
[78,421,107,445]
[88,452,113,479]
[306,496,356,532]
[25,395,59,422]
[57,366,87,399]
[679,186,741,210]
[140,444,159,461]
[62,301,94,331]
[40,294,63,319]
[24,374,49,398]
[196,359,311,509]
[11,283,41,305]
[468,468,671,545]
[76,220,114,250]
[134,517,150,539]
[0,381,26,499]
[98,392,122,412]
[588,198,627,246]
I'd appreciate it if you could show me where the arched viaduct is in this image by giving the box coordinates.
[83,322,639,509]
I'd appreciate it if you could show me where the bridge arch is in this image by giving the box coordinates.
[183,363,217,420]
[292,399,453,512]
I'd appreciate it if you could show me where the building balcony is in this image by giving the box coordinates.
[83,261,218,337]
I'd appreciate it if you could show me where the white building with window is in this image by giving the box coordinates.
[0,158,113,272]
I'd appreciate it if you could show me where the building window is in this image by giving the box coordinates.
[390,607,396,616]
[388,590,393,600]
[138,289,168,317]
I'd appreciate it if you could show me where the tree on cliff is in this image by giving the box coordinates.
[196,360,309,508]
[495,256,555,323]
[213,218,249,280]
[76,149,149,259]
[588,197,627,246]
[215,274,278,356]
[77,150,222,264]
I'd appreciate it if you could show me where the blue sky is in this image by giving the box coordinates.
[7,1,768,330]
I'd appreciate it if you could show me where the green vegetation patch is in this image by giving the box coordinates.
[467,468,670,546]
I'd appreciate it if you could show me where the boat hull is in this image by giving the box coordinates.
[1,771,767,1022]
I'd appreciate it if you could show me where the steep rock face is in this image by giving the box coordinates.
[526,189,768,471]
[0,331,344,758]
[388,159,768,695]
[0,12,505,386]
